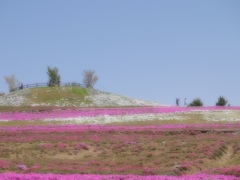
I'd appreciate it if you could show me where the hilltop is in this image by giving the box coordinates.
[0,87,160,107]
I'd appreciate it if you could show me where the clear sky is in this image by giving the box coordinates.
[0,1,240,106]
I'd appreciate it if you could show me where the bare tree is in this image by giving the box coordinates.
[82,70,98,88]
[4,75,20,92]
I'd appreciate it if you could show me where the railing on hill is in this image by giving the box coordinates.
[13,82,85,91]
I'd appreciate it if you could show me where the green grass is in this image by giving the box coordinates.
[69,87,88,95]
[29,87,91,106]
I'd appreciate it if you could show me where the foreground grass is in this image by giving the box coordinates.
[0,107,239,177]
[0,173,238,180]
[0,125,239,176]
[0,120,65,127]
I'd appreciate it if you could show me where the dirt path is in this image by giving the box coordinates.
[190,144,234,174]
[202,144,234,170]
[216,144,233,167]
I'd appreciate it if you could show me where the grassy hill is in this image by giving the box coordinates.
[29,87,91,106]
[0,86,160,108]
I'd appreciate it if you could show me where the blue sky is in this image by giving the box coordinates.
[0,0,240,106]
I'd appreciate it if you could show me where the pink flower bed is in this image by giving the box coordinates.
[0,173,238,180]
[1,123,240,133]
[0,106,240,121]
[1,124,239,144]
[1,107,240,179]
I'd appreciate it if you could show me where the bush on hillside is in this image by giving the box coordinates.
[188,98,203,107]
[216,96,228,106]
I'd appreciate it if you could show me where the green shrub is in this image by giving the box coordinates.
[216,96,228,106]
[188,98,203,106]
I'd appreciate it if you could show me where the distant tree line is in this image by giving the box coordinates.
[4,66,99,92]
[176,96,229,107]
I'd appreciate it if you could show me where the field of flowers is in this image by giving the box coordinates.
[1,106,240,121]
[0,173,238,180]
[0,106,240,179]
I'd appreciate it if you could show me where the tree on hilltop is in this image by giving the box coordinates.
[4,75,20,92]
[47,66,61,86]
[82,70,98,88]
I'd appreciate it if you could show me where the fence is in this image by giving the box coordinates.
[13,82,85,91]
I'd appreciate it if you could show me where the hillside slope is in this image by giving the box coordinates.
[87,89,160,107]
[0,87,160,107]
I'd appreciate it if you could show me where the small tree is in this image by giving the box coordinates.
[216,96,228,106]
[47,66,61,86]
[82,70,98,88]
[189,98,203,106]
[4,75,20,92]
